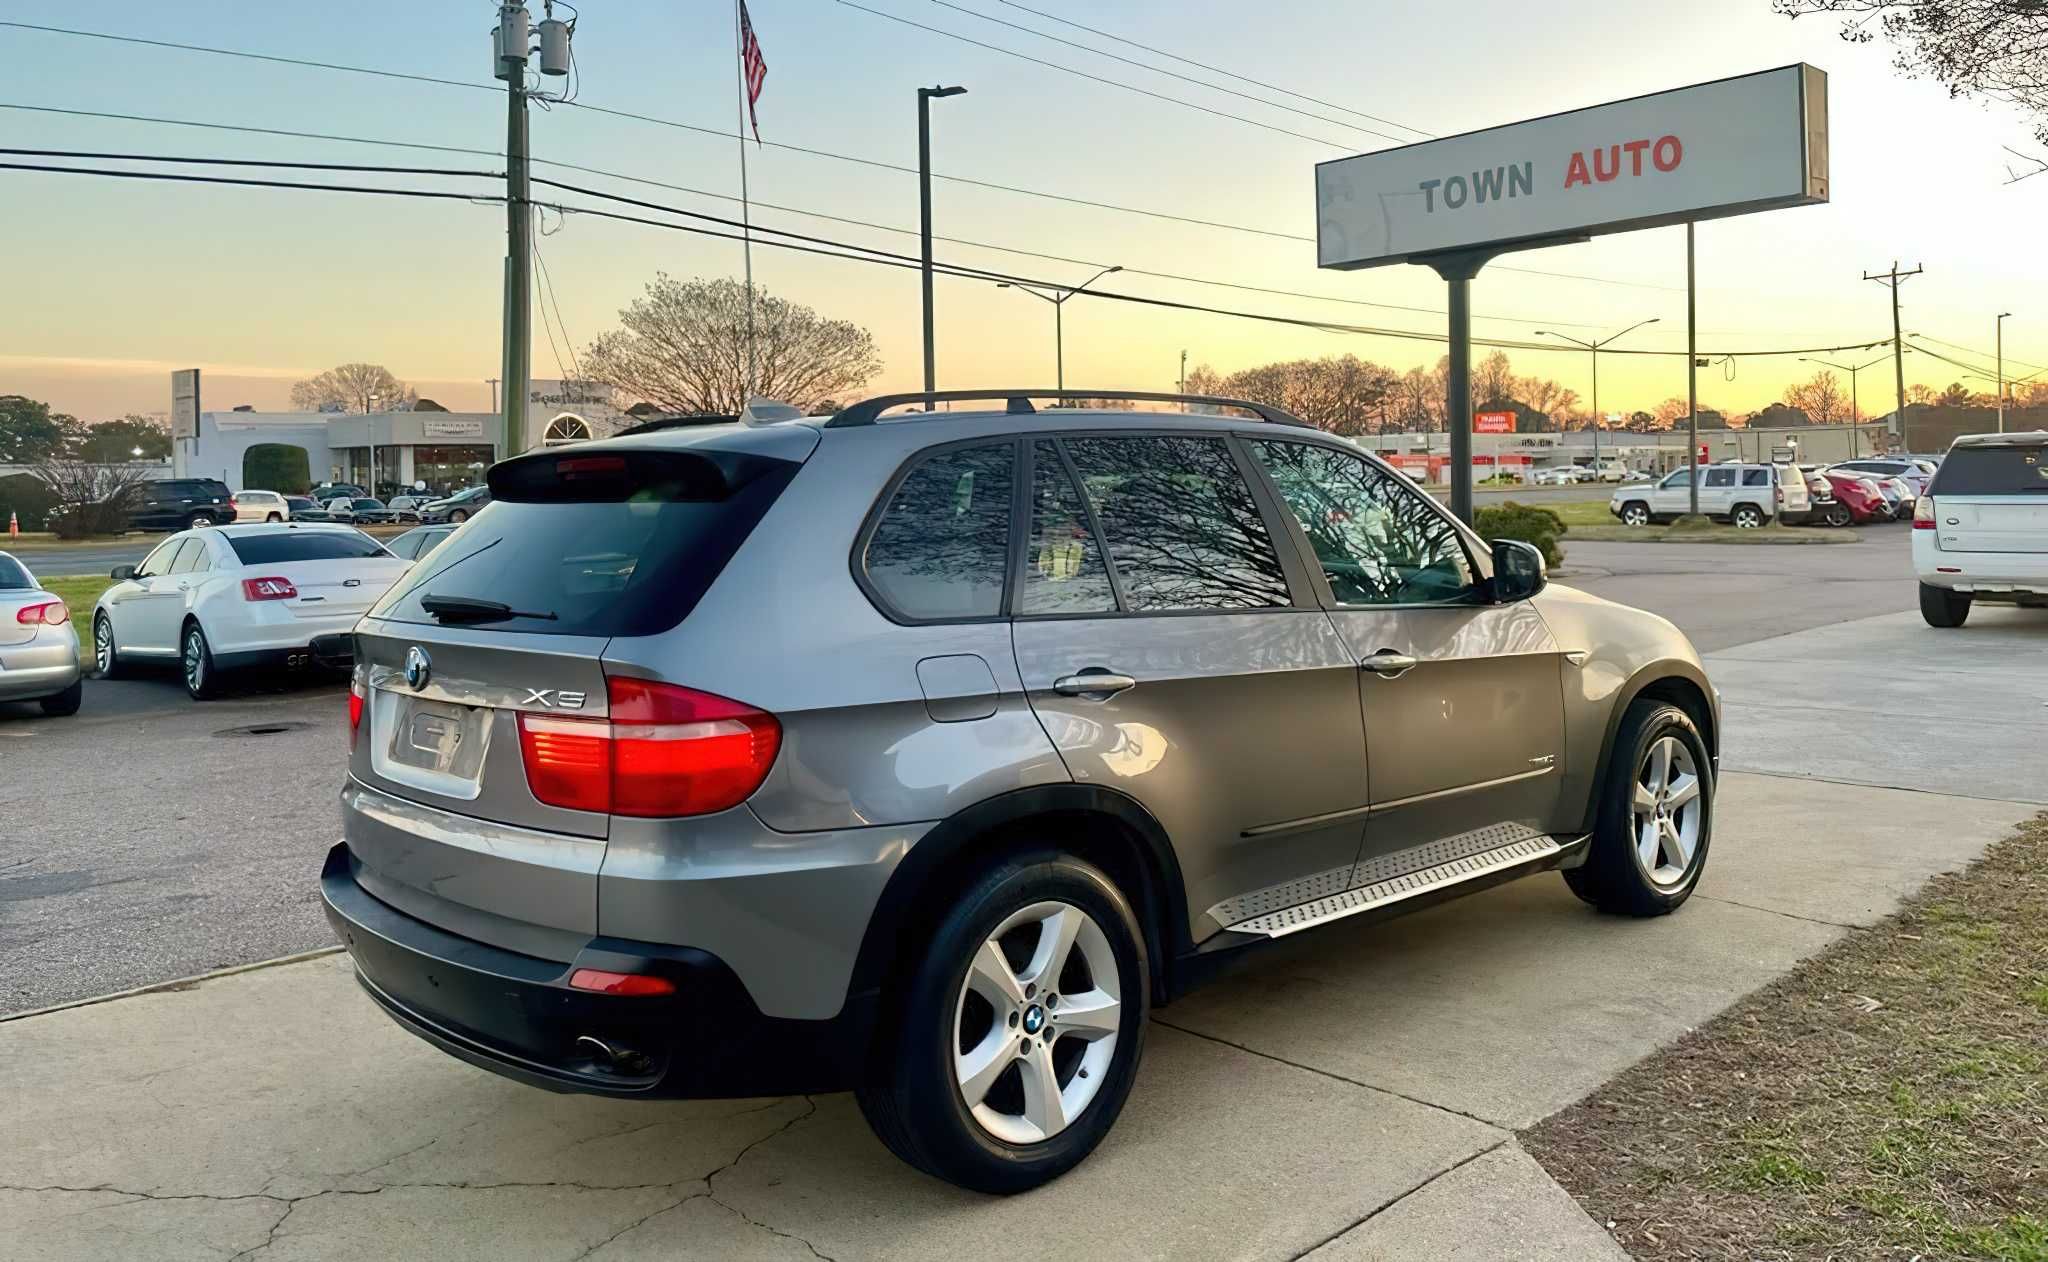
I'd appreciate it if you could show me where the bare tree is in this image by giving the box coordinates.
[289,363,416,414]
[31,453,158,538]
[1652,397,1695,430]
[1518,375,1581,431]
[582,275,881,414]
[1786,371,1850,424]
[1392,363,1446,432]
[1776,1,2048,169]
[1471,350,1517,407]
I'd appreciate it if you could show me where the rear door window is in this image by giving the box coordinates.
[1742,468,1771,487]
[1064,434,1292,612]
[1705,468,1736,488]
[862,442,1015,621]
[377,446,801,637]
[169,537,213,574]
[1930,445,2048,495]
[228,532,388,565]
[1022,441,1116,615]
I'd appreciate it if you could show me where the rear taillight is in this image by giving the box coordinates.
[16,599,68,626]
[1775,486,1784,503]
[516,678,781,818]
[348,676,366,750]
[241,576,298,601]
[567,968,676,996]
[1913,497,1935,530]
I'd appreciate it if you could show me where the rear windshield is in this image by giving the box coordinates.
[227,532,389,564]
[0,556,32,589]
[371,447,800,637]
[1930,445,2048,496]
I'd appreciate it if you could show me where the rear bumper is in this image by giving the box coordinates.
[212,614,366,670]
[322,843,876,1098]
[0,637,82,701]
[1914,534,2048,596]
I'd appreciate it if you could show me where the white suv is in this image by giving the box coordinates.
[1914,432,2048,627]
[1610,463,1808,528]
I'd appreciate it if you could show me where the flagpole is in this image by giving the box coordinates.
[732,0,757,402]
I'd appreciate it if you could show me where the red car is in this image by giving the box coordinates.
[1820,471,1887,525]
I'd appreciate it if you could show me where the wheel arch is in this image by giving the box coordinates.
[846,784,1190,1013]
[1577,662,1719,832]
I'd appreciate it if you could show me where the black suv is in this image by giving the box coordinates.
[126,478,235,531]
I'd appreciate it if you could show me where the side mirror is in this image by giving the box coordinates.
[1489,538,1546,603]
[111,564,137,582]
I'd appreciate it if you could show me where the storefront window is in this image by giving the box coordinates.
[373,445,403,498]
[411,445,495,496]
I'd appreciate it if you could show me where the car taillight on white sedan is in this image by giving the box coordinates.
[1913,496,1936,530]
[517,677,781,818]
[15,599,68,625]
[241,576,298,601]
[348,676,366,751]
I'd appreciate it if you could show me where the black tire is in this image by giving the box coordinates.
[448,508,468,523]
[181,620,221,701]
[186,512,212,530]
[265,512,282,523]
[1564,699,1713,916]
[855,852,1150,1194]
[92,612,126,679]
[1823,502,1853,528]
[1919,583,1971,628]
[39,678,83,716]
[1731,503,1765,529]
[1619,501,1651,528]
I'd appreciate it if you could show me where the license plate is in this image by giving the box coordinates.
[386,697,487,782]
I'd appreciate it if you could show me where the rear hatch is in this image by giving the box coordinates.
[1927,441,2048,553]
[222,530,409,618]
[344,429,812,946]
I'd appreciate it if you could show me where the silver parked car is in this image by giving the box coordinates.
[322,390,1721,1193]
[0,551,83,716]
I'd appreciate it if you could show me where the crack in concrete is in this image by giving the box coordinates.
[1282,1137,1512,1261]
[703,1190,839,1262]
[696,1095,837,1262]
[562,1186,710,1262]
[1694,892,1864,931]
[1150,1016,1513,1131]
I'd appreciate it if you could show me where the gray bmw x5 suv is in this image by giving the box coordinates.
[323,389,1718,1193]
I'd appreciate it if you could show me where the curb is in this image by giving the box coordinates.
[1,946,345,1024]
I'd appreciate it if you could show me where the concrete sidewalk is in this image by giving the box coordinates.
[5,610,2040,1260]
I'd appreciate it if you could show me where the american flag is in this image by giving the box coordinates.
[738,0,768,144]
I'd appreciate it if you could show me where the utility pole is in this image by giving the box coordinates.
[1686,223,1699,517]
[918,85,967,397]
[1997,312,2013,433]
[1179,349,1187,395]
[491,4,570,460]
[1863,262,1922,452]
[1536,317,1659,490]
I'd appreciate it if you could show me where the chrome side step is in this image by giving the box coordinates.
[1227,835,1570,938]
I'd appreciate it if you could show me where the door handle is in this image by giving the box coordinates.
[1053,671,1137,698]
[1360,650,1419,678]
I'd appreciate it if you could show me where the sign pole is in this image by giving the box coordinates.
[1687,222,1700,517]
[1426,250,1494,525]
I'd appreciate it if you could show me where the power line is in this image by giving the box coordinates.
[992,0,1432,138]
[1908,331,2047,375]
[0,153,1896,361]
[0,27,1682,292]
[916,0,1411,144]
[828,0,1354,148]
[0,103,1630,328]
[532,231,582,379]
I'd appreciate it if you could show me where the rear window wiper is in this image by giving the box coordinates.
[419,593,558,624]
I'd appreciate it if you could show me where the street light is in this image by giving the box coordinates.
[1535,318,1660,501]
[1997,312,2013,433]
[1800,349,1897,459]
[917,85,968,399]
[997,265,1123,393]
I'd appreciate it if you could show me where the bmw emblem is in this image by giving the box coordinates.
[1021,1004,1046,1035]
[404,646,431,690]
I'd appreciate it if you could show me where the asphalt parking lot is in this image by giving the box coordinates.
[0,530,1928,1016]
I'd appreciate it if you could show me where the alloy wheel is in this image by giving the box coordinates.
[94,615,113,675]
[184,629,206,693]
[1622,504,1649,527]
[1631,735,1702,889]
[1734,507,1763,528]
[952,900,1122,1145]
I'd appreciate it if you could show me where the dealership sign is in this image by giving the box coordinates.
[1475,410,1515,434]
[1316,65,1828,269]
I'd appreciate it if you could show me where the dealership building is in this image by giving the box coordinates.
[169,375,637,495]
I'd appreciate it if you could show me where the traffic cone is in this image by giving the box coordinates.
[6,510,16,538]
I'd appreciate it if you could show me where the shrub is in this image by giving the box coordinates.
[1475,500,1567,568]
[243,443,313,494]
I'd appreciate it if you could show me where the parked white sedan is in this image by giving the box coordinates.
[92,523,407,700]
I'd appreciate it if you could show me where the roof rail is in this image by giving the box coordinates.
[822,389,1314,430]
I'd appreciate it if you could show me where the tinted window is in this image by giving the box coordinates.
[1704,468,1736,488]
[0,556,32,590]
[1251,440,1476,606]
[353,499,383,511]
[1066,435,1290,612]
[1742,468,1771,487]
[387,531,426,560]
[227,532,388,565]
[378,447,799,637]
[864,443,1014,621]
[1023,441,1116,615]
[1930,444,2048,496]
[168,537,212,574]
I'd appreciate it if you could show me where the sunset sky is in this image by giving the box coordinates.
[5,0,2045,423]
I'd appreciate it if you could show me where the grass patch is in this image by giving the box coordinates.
[1525,815,2048,1260]
[1569,522,1858,544]
[33,575,115,664]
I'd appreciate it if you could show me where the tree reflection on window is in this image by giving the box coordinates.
[864,443,1013,619]
[1064,436,1291,611]
[1023,440,1117,614]
[1249,440,1476,606]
